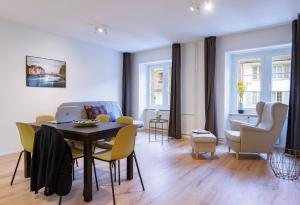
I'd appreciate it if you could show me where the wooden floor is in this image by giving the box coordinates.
[0,131,299,205]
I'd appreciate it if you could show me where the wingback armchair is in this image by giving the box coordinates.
[225,102,288,160]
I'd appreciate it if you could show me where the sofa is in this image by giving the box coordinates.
[56,101,144,128]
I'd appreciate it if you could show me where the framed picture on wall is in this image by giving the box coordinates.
[26,56,66,88]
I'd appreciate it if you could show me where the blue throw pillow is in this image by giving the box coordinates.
[108,112,116,122]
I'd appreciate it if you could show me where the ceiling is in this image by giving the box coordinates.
[0,0,299,52]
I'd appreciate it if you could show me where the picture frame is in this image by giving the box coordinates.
[26,56,66,88]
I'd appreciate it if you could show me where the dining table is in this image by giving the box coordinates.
[26,121,133,202]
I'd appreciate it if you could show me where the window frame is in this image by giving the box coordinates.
[230,46,291,114]
[147,60,172,109]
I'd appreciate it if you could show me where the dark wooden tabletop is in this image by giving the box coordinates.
[29,121,127,142]
[30,121,125,135]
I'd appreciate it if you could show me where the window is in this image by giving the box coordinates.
[272,55,291,79]
[148,62,171,108]
[238,59,261,108]
[231,46,291,112]
[271,55,291,105]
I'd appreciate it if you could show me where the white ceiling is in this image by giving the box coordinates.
[0,0,299,52]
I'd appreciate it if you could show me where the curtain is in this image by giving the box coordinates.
[204,36,218,137]
[122,53,132,116]
[286,14,300,150]
[168,43,182,139]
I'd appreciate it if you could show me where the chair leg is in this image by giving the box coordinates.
[228,147,231,153]
[10,151,24,186]
[75,159,78,167]
[236,152,239,160]
[72,160,75,181]
[92,159,99,191]
[133,151,145,191]
[118,160,120,186]
[58,196,62,205]
[113,161,116,182]
[109,162,116,205]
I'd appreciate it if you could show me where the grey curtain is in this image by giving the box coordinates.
[286,14,300,150]
[204,37,217,137]
[122,53,132,116]
[168,43,182,139]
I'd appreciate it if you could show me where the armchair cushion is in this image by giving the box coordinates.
[225,130,240,142]
[228,119,255,131]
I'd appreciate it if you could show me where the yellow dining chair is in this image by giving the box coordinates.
[94,116,133,149]
[35,115,85,180]
[95,114,110,122]
[94,116,134,183]
[11,122,35,185]
[116,116,134,125]
[93,125,144,205]
[35,115,55,122]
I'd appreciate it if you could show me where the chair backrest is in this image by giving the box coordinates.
[256,102,288,144]
[16,122,35,152]
[116,116,133,124]
[256,102,288,129]
[111,125,137,160]
[36,115,55,123]
[95,114,110,122]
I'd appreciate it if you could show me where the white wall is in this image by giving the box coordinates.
[0,20,122,155]
[216,23,292,138]
[132,41,206,135]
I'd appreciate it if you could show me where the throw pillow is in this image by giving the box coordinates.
[84,105,100,119]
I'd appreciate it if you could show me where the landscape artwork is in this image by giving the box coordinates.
[26,56,66,88]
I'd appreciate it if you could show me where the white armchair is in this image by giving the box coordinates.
[225,102,288,160]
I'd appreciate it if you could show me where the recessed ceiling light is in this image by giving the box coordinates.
[190,6,195,11]
[95,25,107,34]
[204,0,213,11]
[97,27,104,33]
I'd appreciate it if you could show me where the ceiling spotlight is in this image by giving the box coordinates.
[189,0,200,14]
[204,0,213,11]
[95,25,107,34]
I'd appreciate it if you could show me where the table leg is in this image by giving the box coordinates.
[24,151,31,178]
[83,140,93,202]
[127,152,133,180]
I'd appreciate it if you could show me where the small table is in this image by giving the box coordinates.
[148,119,169,144]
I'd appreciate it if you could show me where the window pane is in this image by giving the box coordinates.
[238,58,261,109]
[150,68,164,105]
[272,55,291,104]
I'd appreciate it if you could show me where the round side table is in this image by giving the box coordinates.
[148,119,169,144]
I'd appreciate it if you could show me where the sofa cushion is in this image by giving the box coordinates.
[225,130,241,143]
[58,101,123,120]
[84,105,108,119]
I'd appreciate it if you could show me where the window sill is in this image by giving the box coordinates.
[145,108,170,112]
[229,113,257,118]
